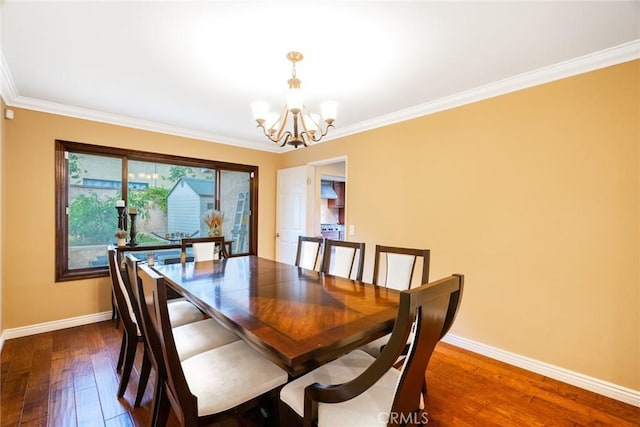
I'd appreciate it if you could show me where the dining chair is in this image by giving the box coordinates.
[181,236,230,262]
[321,239,365,281]
[279,274,464,427]
[361,245,431,357]
[141,265,289,426]
[372,245,431,291]
[122,253,205,329]
[107,247,143,399]
[125,255,239,410]
[295,235,324,271]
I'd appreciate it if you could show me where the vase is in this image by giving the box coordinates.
[208,226,221,237]
[117,238,126,247]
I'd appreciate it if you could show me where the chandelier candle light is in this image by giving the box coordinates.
[251,51,337,148]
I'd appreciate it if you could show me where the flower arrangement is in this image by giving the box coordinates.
[202,209,224,236]
[114,229,128,246]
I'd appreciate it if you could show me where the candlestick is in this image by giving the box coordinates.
[115,206,127,231]
[128,211,138,246]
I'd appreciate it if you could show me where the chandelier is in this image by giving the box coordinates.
[251,51,337,148]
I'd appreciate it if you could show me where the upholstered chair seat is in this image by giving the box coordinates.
[165,298,206,327]
[280,350,399,426]
[182,340,289,417]
[173,318,239,361]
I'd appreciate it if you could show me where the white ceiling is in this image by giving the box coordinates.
[1,1,638,152]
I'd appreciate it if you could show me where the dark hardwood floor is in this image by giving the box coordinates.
[1,321,638,426]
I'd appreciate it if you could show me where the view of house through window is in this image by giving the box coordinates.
[57,140,257,281]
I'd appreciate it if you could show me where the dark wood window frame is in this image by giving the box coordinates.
[55,139,259,282]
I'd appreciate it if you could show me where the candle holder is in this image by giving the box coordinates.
[115,206,128,231]
[128,210,138,246]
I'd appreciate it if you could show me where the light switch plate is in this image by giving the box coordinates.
[349,225,355,235]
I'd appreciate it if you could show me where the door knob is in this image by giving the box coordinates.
[276,233,280,237]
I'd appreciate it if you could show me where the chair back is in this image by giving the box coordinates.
[107,247,138,337]
[123,254,143,325]
[372,245,430,291]
[390,275,463,417]
[141,264,199,425]
[181,236,229,262]
[135,264,169,379]
[304,274,464,426]
[321,239,365,281]
[295,236,324,271]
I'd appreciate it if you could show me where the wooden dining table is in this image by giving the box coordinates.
[152,255,400,376]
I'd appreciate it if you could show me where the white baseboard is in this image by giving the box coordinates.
[442,334,640,408]
[1,311,113,342]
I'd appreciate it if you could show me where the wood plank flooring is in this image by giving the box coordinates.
[1,321,638,426]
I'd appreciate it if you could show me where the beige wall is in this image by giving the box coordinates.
[278,60,640,390]
[1,59,638,392]
[2,110,279,329]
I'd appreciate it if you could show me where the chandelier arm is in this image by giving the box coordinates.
[257,124,276,141]
[256,124,295,146]
[274,106,289,142]
[308,123,335,143]
[299,108,311,134]
[279,132,293,147]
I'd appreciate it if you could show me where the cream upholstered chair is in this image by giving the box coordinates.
[110,247,204,400]
[279,274,464,427]
[295,236,324,271]
[140,265,288,426]
[131,255,239,425]
[360,245,431,357]
[321,239,365,281]
[181,236,230,262]
[126,255,204,328]
[124,254,239,410]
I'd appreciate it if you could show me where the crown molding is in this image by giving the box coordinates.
[0,47,18,104]
[325,39,640,143]
[3,92,283,153]
[1,40,638,153]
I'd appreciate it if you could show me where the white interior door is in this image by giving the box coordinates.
[276,166,312,264]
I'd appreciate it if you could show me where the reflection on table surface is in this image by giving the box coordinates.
[152,255,400,375]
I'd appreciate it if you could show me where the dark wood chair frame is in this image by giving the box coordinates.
[106,247,142,399]
[321,239,366,281]
[294,236,325,271]
[123,254,158,410]
[180,236,231,261]
[130,259,177,426]
[297,274,464,427]
[141,265,281,426]
[372,245,431,288]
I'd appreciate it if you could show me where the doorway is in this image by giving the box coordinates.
[314,158,347,241]
[275,157,347,265]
